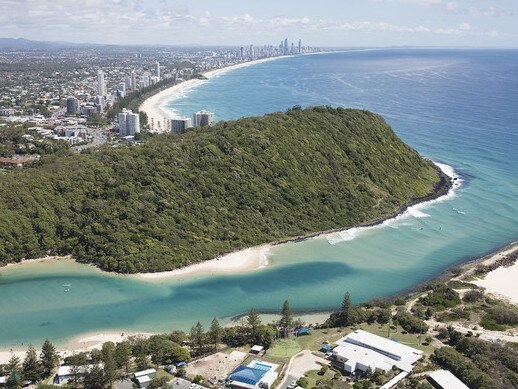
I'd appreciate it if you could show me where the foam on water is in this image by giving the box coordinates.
[259,248,271,267]
[326,162,461,245]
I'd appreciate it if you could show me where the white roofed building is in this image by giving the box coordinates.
[55,364,103,385]
[428,370,469,389]
[332,330,422,374]
[134,368,156,388]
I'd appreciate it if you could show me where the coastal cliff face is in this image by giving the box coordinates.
[0,107,441,273]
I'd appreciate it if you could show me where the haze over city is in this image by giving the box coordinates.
[1,0,517,47]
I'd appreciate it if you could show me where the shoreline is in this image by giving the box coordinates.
[393,240,518,305]
[471,243,518,304]
[130,160,453,281]
[139,56,287,132]
[0,162,453,282]
[0,331,153,364]
[0,254,72,270]
[274,161,453,246]
[132,245,271,281]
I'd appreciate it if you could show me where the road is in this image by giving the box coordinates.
[278,350,329,389]
[73,127,109,152]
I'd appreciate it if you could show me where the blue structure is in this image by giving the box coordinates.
[228,365,268,387]
[321,343,331,352]
[296,327,312,336]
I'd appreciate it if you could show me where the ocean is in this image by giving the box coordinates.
[1,49,517,347]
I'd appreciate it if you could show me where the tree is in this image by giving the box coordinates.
[148,376,169,389]
[279,300,293,338]
[146,335,189,365]
[65,352,89,389]
[193,375,204,384]
[376,308,391,325]
[5,373,23,389]
[341,292,352,326]
[190,321,205,354]
[208,318,223,351]
[40,339,59,377]
[256,325,276,349]
[22,345,42,382]
[101,342,117,385]
[135,354,150,371]
[114,341,132,372]
[247,308,262,343]
[5,354,22,389]
[7,354,21,375]
[170,343,190,363]
[83,365,105,389]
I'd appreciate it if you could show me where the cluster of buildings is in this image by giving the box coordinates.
[117,108,140,136]
[169,110,214,134]
[28,125,90,145]
[0,41,324,120]
[0,107,15,116]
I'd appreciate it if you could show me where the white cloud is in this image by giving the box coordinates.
[0,1,512,45]
[372,0,443,5]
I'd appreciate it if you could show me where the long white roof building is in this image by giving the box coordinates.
[333,330,423,373]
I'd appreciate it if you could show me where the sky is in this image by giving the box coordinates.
[0,0,517,47]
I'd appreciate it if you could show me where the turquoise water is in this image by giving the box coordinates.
[1,49,518,348]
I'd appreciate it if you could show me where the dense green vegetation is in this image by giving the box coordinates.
[432,335,518,389]
[0,121,70,157]
[418,282,461,311]
[0,107,440,272]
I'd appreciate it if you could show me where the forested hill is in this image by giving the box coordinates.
[0,107,442,273]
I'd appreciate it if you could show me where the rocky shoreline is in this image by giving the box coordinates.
[273,162,452,246]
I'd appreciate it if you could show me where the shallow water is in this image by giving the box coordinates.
[1,49,517,347]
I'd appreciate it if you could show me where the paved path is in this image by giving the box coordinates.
[278,350,329,389]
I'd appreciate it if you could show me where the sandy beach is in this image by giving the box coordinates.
[227,312,332,328]
[139,56,284,132]
[472,243,518,304]
[0,331,152,364]
[2,255,72,269]
[133,245,271,281]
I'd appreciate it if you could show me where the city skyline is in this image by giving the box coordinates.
[0,0,517,47]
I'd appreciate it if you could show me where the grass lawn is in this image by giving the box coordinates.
[302,369,336,388]
[293,328,345,351]
[265,339,302,360]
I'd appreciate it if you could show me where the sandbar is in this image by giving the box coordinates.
[133,245,271,282]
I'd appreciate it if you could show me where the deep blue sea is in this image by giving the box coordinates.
[1,49,517,347]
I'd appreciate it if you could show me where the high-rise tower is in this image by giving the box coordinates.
[131,70,137,90]
[97,70,106,96]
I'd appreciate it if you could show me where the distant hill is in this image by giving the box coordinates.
[0,38,90,50]
[0,107,445,273]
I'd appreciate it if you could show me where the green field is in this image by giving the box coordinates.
[265,339,302,359]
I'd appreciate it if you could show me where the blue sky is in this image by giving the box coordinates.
[1,0,517,47]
